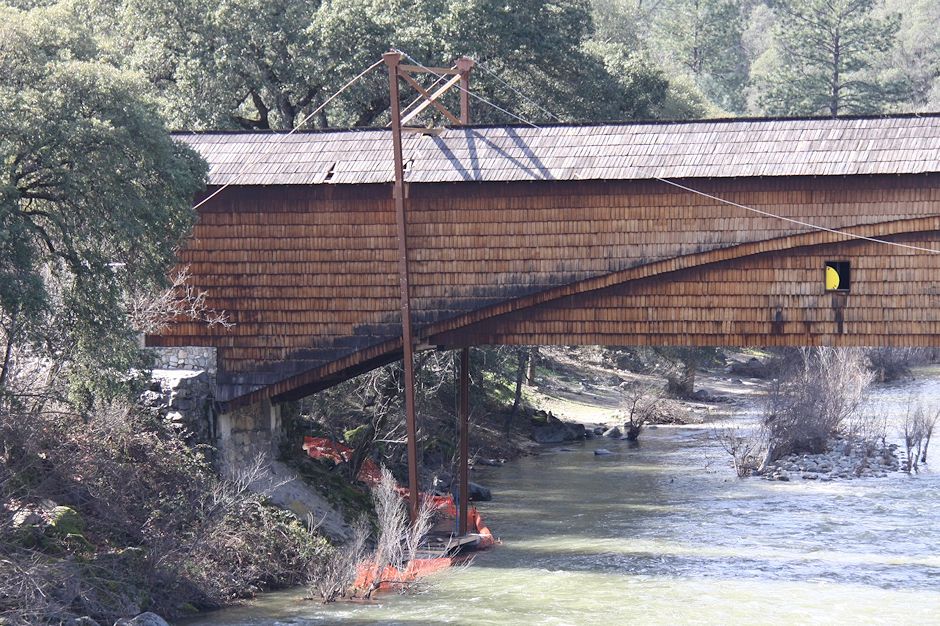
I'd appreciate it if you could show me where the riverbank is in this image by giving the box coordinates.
[23,347,922,624]
[184,369,940,625]
[516,346,764,431]
[0,402,330,625]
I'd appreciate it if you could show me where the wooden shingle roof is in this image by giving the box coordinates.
[176,114,940,186]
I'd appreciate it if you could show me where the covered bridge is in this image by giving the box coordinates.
[149,114,940,409]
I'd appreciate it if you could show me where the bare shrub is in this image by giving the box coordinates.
[0,398,327,624]
[844,400,890,455]
[620,383,665,440]
[922,408,938,465]
[128,267,233,334]
[713,424,763,477]
[295,349,460,481]
[310,467,436,603]
[901,400,940,473]
[866,348,925,382]
[360,467,435,598]
[308,518,369,603]
[760,347,873,467]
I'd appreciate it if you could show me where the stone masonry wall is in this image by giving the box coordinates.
[215,401,350,539]
[151,346,217,376]
[141,369,214,445]
[215,399,282,471]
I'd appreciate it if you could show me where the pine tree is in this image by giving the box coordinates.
[755,0,903,116]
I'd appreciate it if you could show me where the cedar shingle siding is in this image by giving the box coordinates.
[152,115,940,406]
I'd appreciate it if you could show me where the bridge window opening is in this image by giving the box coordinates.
[825,261,851,292]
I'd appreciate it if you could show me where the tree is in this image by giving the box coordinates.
[592,0,658,49]
[652,0,750,112]
[754,0,904,116]
[655,347,722,397]
[588,41,710,119]
[0,4,206,401]
[88,0,681,129]
[82,0,392,130]
[442,0,656,122]
[881,0,940,111]
[588,0,742,117]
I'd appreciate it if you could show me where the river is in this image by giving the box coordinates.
[188,373,940,625]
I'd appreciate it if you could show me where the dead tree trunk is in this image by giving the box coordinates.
[526,347,538,385]
[510,349,527,415]
[506,348,529,434]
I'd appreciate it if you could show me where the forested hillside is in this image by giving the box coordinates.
[594,0,939,117]
[7,0,936,132]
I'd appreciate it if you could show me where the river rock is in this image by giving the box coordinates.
[11,508,43,529]
[729,357,769,379]
[114,613,170,626]
[531,409,550,422]
[602,426,622,438]
[762,435,901,481]
[468,482,492,502]
[49,506,85,537]
[139,390,162,407]
[532,420,585,444]
[476,457,504,467]
[594,448,613,456]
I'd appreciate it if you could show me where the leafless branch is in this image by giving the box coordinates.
[128,267,234,335]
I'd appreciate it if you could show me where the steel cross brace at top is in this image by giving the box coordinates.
[386,53,475,129]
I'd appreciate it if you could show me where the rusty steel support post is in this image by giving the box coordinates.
[456,57,474,125]
[458,347,470,535]
[384,50,420,522]
[455,57,474,535]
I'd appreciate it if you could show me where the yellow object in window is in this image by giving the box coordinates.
[825,265,841,290]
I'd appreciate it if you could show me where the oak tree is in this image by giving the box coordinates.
[0,4,206,399]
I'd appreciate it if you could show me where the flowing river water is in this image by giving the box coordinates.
[189,373,940,625]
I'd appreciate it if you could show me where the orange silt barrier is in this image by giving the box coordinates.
[353,556,455,593]
[302,436,383,486]
[303,436,496,594]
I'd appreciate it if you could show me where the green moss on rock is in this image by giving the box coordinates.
[49,506,85,537]
[343,424,369,445]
